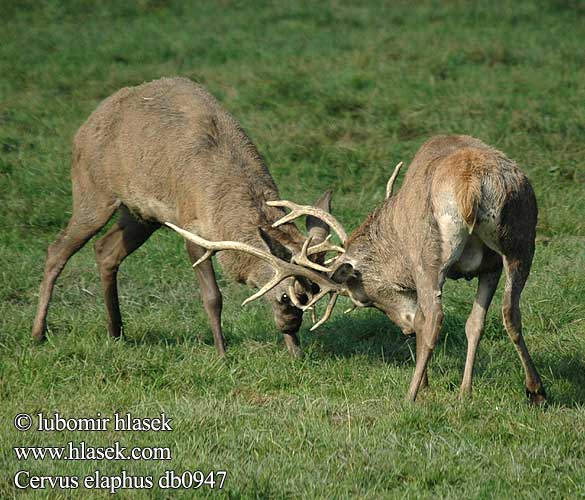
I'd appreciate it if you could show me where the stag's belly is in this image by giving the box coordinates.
[448,234,484,279]
[448,217,503,280]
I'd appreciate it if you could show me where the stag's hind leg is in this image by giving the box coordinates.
[94,208,158,338]
[32,197,117,341]
[502,255,546,404]
[186,242,226,357]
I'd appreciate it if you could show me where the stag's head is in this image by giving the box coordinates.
[253,191,336,334]
[330,250,417,335]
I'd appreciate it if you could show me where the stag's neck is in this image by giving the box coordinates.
[217,248,266,286]
[215,203,304,287]
[348,197,416,293]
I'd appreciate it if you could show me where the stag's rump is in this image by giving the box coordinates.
[423,136,536,278]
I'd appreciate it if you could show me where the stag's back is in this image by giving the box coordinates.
[73,77,279,236]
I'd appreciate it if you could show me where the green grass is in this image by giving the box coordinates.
[1,0,585,497]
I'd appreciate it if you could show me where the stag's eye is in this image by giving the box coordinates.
[280,293,291,305]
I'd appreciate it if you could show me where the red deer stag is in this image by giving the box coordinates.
[32,77,343,357]
[257,135,546,403]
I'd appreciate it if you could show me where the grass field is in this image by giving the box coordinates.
[1,0,585,497]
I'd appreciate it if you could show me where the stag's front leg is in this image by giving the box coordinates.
[186,242,226,357]
[460,266,502,396]
[407,285,444,402]
[282,332,303,358]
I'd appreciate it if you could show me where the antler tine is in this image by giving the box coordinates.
[291,236,332,273]
[165,222,344,308]
[303,287,331,310]
[310,292,338,331]
[385,161,404,199]
[267,200,348,244]
[192,249,214,268]
[287,282,304,309]
[241,274,283,306]
[305,234,345,257]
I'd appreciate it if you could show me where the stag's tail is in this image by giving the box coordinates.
[449,148,487,232]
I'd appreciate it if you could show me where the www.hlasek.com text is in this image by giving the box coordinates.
[15,441,172,461]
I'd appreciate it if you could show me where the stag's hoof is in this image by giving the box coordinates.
[526,386,547,406]
[287,344,304,359]
[32,330,47,343]
[283,333,303,358]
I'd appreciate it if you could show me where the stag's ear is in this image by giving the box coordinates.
[331,262,355,284]
[306,190,332,244]
[258,227,293,262]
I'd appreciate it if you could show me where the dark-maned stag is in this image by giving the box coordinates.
[32,77,343,357]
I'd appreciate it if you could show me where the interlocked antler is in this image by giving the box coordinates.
[307,291,338,331]
[385,161,404,199]
[267,200,348,244]
[291,235,345,273]
[265,199,352,330]
[165,223,344,330]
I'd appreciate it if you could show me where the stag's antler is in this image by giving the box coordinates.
[264,198,351,330]
[267,200,348,244]
[290,235,345,273]
[305,234,345,258]
[165,223,344,329]
[385,161,404,199]
[308,292,338,331]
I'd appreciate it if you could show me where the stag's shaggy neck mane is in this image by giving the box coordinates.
[346,195,417,297]
[200,146,305,287]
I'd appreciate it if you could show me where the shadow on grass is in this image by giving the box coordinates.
[124,322,278,350]
[124,333,194,347]
[305,312,412,366]
[122,308,470,369]
[542,354,585,407]
[119,307,585,407]
[306,310,585,408]
[303,310,470,368]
